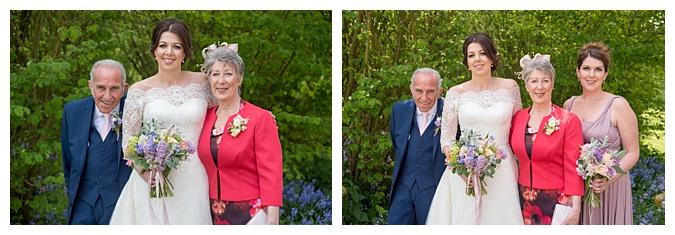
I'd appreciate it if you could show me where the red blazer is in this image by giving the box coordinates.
[509,105,584,196]
[198,101,283,206]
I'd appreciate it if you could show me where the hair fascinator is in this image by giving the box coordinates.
[202,42,239,59]
[517,53,551,80]
[200,42,239,73]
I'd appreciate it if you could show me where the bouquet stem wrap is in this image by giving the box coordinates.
[473,174,483,225]
[147,169,170,225]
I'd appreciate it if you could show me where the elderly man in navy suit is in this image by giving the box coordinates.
[61,59,132,224]
[387,68,457,225]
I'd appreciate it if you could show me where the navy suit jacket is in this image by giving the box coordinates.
[388,98,448,206]
[61,96,131,223]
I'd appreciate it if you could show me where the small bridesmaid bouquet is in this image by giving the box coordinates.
[575,136,627,207]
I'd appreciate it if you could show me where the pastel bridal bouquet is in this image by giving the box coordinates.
[445,128,507,197]
[123,118,196,198]
[576,136,627,208]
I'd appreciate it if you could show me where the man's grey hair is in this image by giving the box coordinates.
[89,59,127,84]
[521,59,556,83]
[411,67,442,89]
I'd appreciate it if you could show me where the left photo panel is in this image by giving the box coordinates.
[9,10,332,225]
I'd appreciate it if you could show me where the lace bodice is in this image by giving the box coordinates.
[121,81,217,151]
[440,87,522,149]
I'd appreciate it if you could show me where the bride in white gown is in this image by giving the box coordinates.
[426,33,524,225]
[109,18,215,225]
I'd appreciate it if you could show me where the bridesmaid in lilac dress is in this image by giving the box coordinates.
[563,42,640,225]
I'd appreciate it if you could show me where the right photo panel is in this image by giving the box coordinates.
[341,10,665,225]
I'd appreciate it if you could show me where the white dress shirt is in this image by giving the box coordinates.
[93,104,120,141]
[415,101,438,136]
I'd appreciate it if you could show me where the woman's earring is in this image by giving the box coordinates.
[491,63,494,68]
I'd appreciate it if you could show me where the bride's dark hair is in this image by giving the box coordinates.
[462,33,501,72]
[150,18,194,60]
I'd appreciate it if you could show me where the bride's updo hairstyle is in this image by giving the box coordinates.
[462,33,501,72]
[150,18,194,61]
[518,53,555,83]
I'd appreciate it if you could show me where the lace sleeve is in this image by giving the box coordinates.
[440,91,460,151]
[121,89,145,151]
[510,86,523,115]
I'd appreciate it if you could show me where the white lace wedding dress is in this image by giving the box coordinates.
[109,82,215,225]
[426,87,524,225]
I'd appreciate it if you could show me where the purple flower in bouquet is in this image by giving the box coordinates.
[155,140,169,163]
[475,155,487,172]
[186,141,196,154]
[156,140,169,155]
[498,148,507,160]
[142,140,157,160]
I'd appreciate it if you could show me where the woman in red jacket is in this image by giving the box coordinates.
[198,43,283,225]
[509,54,584,225]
